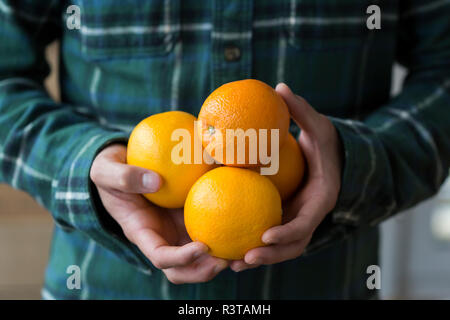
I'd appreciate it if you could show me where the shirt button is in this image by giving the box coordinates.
[224,46,241,62]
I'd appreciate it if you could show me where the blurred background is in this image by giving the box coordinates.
[0,42,449,299]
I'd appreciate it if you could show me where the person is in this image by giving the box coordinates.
[0,1,449,300]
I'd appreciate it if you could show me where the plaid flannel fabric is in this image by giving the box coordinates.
[0,0,449,299]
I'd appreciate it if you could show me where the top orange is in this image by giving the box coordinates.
[197,79,290,167]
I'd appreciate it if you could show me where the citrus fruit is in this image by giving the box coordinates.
[127,111,215,208]
[197,79,290,167]
[184,166,282,260]
[254,133,305,200]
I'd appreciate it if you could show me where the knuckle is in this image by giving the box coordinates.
[179,253,193,266]
[285,223,297,237]
[286,221,309,240]
[89,164,100,183]
[116,170,131,190]
[122,229,135,243]
[166,274,182,285]
[167,277,179,285]
[151,257,164,270]
[203,268,219,282]
[170,279,182,285]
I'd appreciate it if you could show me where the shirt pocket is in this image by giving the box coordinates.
[283,0,370,51]
[77,0,180,60]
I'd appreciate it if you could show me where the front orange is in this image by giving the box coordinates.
[184,167,282,260]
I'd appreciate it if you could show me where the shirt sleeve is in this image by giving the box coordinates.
[306,0,450,254]
[0,1,153,272]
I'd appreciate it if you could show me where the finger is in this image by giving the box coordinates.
[262,214,312,245]
[262,194,330,245]
[132,227,208,269]
[91,159,162,193]
[230,260,261,272]
[275,83,319,133]
[164,255,229,284]
[244,239,309,265]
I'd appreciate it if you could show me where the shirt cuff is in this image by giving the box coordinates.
[51,128,154,274]
[304,117,371,254]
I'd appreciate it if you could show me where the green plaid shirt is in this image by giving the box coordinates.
[1,0,449,299]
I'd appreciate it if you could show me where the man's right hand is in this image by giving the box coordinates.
[90,144,229,284]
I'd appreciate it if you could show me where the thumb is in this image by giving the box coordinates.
[91,159,163,194]
[114,164,163,194]
[276,83,319,133]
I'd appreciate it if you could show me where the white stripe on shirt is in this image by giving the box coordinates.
[80,240,96,300]
[78,14,398,38]
[170,41,182,110]
[333,119,377,222]
[66,135,100,225]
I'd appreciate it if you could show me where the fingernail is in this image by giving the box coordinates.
[246,257,261,265]
[275,82,286,90]
[196,242,209,252]
[193,250,204,259]
[214,261,228,273]
[194,246,208,258]
[233,266,244,273]
[142,172,160,192]
[262,235,275,244]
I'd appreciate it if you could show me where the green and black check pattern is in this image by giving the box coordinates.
[0,0,449,299]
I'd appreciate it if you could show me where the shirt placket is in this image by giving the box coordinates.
[211,0,253,89]
[193,0,254,299]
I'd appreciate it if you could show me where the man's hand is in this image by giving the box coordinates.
[230,83,343,272]
[90,144,228,284]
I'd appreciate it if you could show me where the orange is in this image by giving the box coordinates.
[197,79,290,167]
[184,167,282,260]
[253,133,305,200]
[127,111,215,209]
